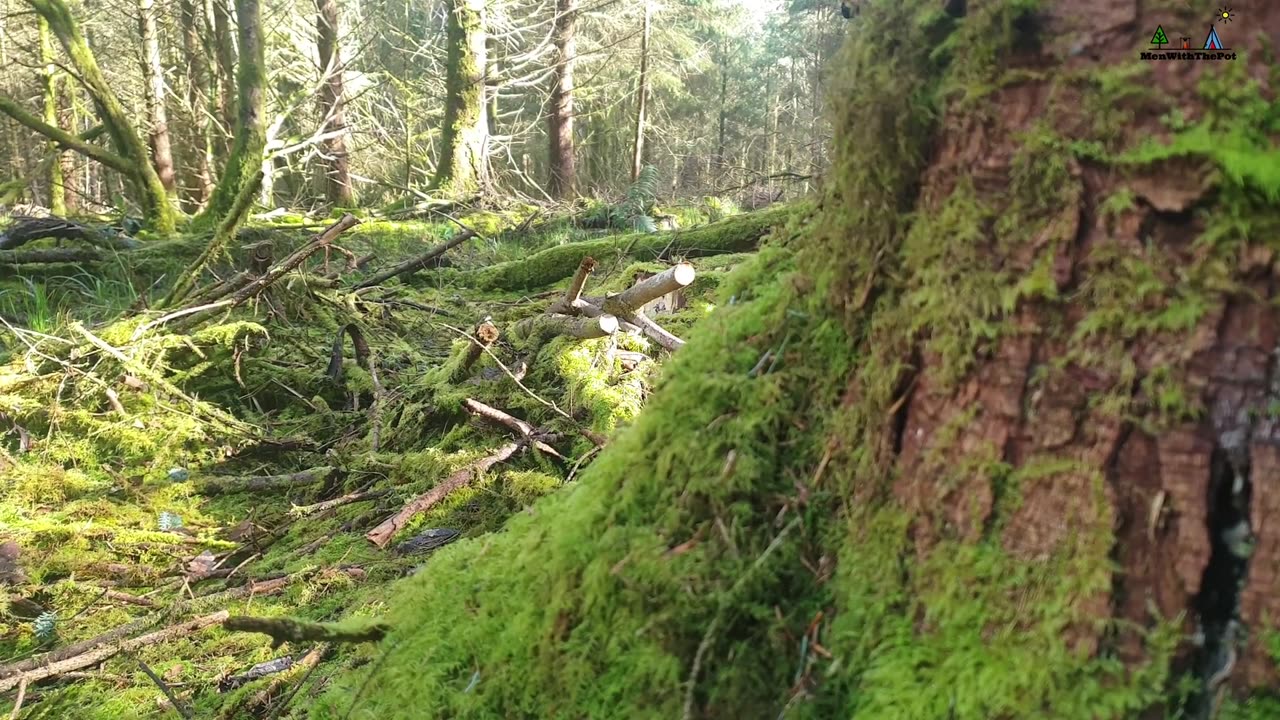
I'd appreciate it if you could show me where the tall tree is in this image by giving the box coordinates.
[315,0,353,205]
[546,0,576,198]
[138,0,175,193]
[179,0,213,208]
[208,0,237,156]
[430,0,489,195]
[37,16,65,214]
[629,0,649,181]
[192,0,266,230]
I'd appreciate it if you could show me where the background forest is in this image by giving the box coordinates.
[0,0,840,215]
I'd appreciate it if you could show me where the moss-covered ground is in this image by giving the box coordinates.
[0,196,777,718]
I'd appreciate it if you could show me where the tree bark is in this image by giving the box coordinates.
[511,313,618,343]
[629,0,650,182]
[208,0,237,156]
[22,0,176,232]
[547,0,577,198]
[430,0,488,196]
[38,16,66,214]
[193,0,266,231]
[315,0,353,205]
[138,0,176,193]
[179,0,213,209]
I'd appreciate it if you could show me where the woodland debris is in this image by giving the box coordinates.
[230,644,328,719]
[223,615,389,648]
[393,528,461,556]
[546,256,596,314]
[137,657,194,719]
[586,262,694,350]
[0,247,105,265]
[193,466,340,495]
[290,488,389,517]
[326,323,370,382]
[0,215,138,251]
[0,541,25,585]
[354,227,478,289]
[217,655,296,692]
[366,441,526,548]
[462,398,565,459]
[0,611,229,693]
[454,320,500,381]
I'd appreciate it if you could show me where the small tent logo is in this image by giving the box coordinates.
[1203,25,1226,49]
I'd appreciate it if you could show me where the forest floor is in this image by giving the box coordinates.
[0,198,794,719]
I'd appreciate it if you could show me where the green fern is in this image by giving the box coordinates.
[610,165,660,232]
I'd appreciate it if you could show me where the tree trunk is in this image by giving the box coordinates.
[208,0,237,158]
[315,0,352,206]
[715,37,727,173]
[546,0,576,199]
[629,0,649,182]
[37,16,65,215]
[21,0,175,232]
[192,0,265,231]
[429,0,488,196]
[319,2,1280,718]
[138,0,176,194]
[179,0,213,209]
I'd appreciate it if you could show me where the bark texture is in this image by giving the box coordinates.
[138,0,176,193]
[430,0,489,195]
[315,0,353,205]
[547,0,577,198]
[629,0,650,181]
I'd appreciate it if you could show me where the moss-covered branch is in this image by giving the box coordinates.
[223,616,388,647]
[193,466,339,495]
[0,94,132,175]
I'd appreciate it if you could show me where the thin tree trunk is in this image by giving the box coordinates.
[430,0,488,195]
[716,37,727,174]
[179,0,213,209]
[138,0,176,193]
[486,35,498,137]
[0,0,24,184]
[38,16,65,214]
[629,0,649,182]
[546,0,576,198]
[209,0,237,157]
[192,0,265,231]
[315,0,353,205]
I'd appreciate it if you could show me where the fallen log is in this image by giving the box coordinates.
[366,442,525,548]
[0,215,138,251]
[224,615,389,647]
[0,248,105,265]
[462,398,564,459]
[194,467,339,495]
[474,204,794,291]
[604,262,695,316]
[511,313,618,343]
[354,228,478,289]
[0,611,229,693]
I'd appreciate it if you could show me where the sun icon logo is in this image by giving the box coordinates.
[1218,7,1233,22]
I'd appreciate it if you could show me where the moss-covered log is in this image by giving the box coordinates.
[473,203,795,290]
[314,2,1280,718]
[223,616,388,647]
[511,312,618,343]
[193,466,338,495]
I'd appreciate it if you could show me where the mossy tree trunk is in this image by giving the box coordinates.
[37,16,65,215]
[429,0,488,196]
[21,0,175,232]
[178,0,213,209]
[137,0,176,194]
[315,0,353,206]
[320,2,1280,718]
[191,0,265,232]
[546,0,576,198]
[208,0,237,160]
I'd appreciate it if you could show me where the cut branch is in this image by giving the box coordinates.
[223,615,388,647]
[354,228,477,289]
[546,256,595,314]
[608,262,694,315]
[194,467,339,495]
[290,489,388,517]
[512,313,618,343]
[619,310,685,350]
[454,320,499,380]
[462,398,564,459]
[366,442,525,548]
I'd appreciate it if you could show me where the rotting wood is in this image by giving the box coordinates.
[511,312,618,343]
[455,320,500,380]
[546,256,596,314]
[353,227,477,289]
[0,215,138,251]
[326,323,370,382]
[0,611,229,693]
[224,615,388,648]
[618,310,685,350]
[462,398,564,459]
[366,441,525,548]
[193,466,339,495]
[0,247,104,265]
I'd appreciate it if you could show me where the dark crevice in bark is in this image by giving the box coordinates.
[1186,441,1253,718]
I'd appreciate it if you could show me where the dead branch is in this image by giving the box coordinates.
[366,442,525,548]
[462,398,565,459]
[0,247,105,264]
[0,611,229,693]
[512,313,618,343]
[290,489,389,517]
[223,616,388,648]
[218,655,296,693]
[353,228,477,289]
[620,311,685,351]
[236,644,328,718]
[326,324,370,382]
[194,467,339,496]
[138,657,194,719]
[608,262,695,315]
[547,256,596,314]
